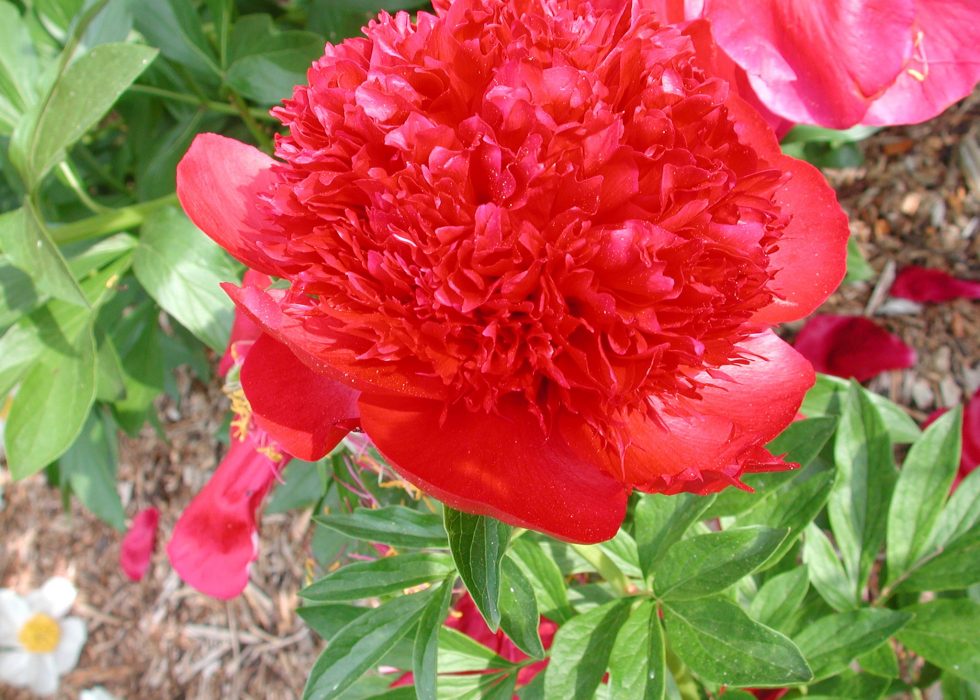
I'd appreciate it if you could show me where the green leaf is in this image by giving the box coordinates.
[508,536,573,624]
[297,603,367,639]
[11,43,157,185]
[749,567,810,633]
[316,505,448,549]
[413,575,454,700]
[543,599,632,700]
[303,589,436,700]
[111,304,164,434]
[653,526,786,600]
[498,557,544,658]
[794,609,912,681]
[829,383,896,596]
[0,1,40,119]
[131,0,219,77]
[844,236,874,284]
[634,492,715,579]
[0,256,41,328]
[5,318,96,479]
[804,671,891,700]
[599,529,642,579]
[663,597,812,687]
[926,467,980,553]
[609,601,665,700]
[266,459,326,514]
[802,523,855,612]
[437,627,516,674]
[899,527,980,592]
[444,508,511,632]
[858,641,900,678]
[59,408,125,530]
[896,600,980,683]
[300,553,455,602]
[887,408,962,583]
[941,671,980,700]
[226,15,324,104]
[0,206,88,307]
[802,374,920,444]
[133,207,236,352]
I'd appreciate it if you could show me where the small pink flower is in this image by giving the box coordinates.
[891,266,980,303]
[119,507,160,582]
[793,315,916,382]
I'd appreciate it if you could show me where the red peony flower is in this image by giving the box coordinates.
[677,0,980,129]
[120,507,160,582]
[793,315,916,383]
[176,0,847,543]
[891,265,980,303]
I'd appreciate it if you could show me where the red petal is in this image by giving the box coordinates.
[218,271,272,376]
[704,0,916,127]
[176,134,281,276]
[622,332,812,492]
[357,395,628,543]
[891,266,980,303]
[119,507,159,582]
[224,282,446,400]
[240,334,360,461]
[793,315,917,382]
[724,96,848,324]
[864,0,980,125]
[925,388,980,487]
[167,434,289,600]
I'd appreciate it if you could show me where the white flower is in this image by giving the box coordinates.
[81,686,121,700]
[0,577,87,696]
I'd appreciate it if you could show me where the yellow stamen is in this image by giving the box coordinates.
[225,386,252,441]
[18,614,61,654]
[256,443,284,463]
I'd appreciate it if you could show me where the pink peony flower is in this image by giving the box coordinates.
[891,265,980,303]
[793,315,917,382]
[119,507,160,582]
[177,0,848,543]
[683,0,980,129]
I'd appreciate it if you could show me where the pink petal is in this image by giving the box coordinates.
[864,0,980,125]
[622,332,813,492]
[891,266,980,303]
[119,507,160,582]
[793,315,917,382]
[167,433,290,599]
[240,334,360,461]
[176,134,281,276]
[703,0,917,127]
[357,394,628,543]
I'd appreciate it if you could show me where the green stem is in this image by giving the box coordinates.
[57,161,110,214]
[129,84,276,122]
[50,193,179,244]
[570,544,630,596]
[229,91,273,152]
[666,647,700,700]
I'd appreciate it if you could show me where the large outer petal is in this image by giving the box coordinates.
[240,334,360,461]
[703,0,916,127]
[176,134,281,276]
[224,282,446,400]
[864,0,980,125]
[623,332,814,491]
[358,395,628,543]
[725,96,848,323]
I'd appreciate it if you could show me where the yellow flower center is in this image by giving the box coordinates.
[18,613,61,654]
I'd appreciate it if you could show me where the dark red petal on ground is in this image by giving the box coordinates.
[890,265,980,303]
[794,315,917,382]
[176,134,280,276]
[119,507,159,582]
[357,394,628,543]
[167,435,289,600]
[240,334,360,461]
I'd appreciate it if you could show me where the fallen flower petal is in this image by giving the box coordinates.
[793,315,917,382]
[890,265,980,303]
[120,507,160,582]
[924,388,980,489]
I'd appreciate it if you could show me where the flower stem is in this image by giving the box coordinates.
[570,543,630,596]
[49,193,179,244]
[128,84,276,122]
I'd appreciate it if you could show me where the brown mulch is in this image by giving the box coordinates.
[1,93,978,699]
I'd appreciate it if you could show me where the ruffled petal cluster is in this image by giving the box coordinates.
[177,0,848,542]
